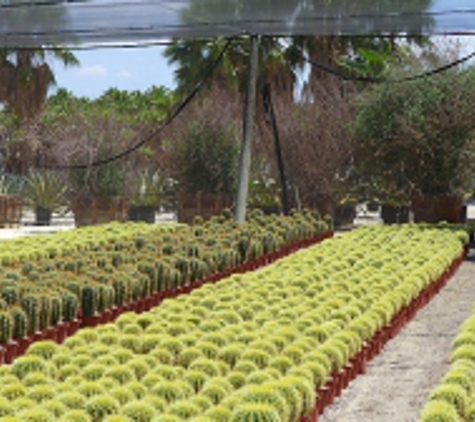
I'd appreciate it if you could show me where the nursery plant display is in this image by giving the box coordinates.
[419,298,475,421]
[0,209,330,350]
[0,223,468,421]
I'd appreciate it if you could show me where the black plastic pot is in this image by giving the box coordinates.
[380,205,410,224]
[334,204,356,227]
[35,206,52,226]
[128,205,156,224]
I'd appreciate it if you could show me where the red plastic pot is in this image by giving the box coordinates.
[55,323,68,344]
[44,326,58,342]
[3,340,18,364]
[16,336,33,356]
[65,320,81,336]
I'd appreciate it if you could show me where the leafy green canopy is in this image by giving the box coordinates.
[352,67,475,197]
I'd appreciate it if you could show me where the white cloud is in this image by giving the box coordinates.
[118,70,132,78]
[78,65,108,77]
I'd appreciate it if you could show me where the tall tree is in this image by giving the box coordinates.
[0,48,79,121]
[168,0,434,95]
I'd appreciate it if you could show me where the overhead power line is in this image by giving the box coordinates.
[299,48,475,84]
[52,36,235,170]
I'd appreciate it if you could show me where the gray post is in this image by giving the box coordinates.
[235,34,260,224]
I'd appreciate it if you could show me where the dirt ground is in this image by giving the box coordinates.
[320,248,475,422]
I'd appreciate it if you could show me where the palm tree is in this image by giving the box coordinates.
[164,36,296,99]
[169,0,434,96]
[0,48,79,121]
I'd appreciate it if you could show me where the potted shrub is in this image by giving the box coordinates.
[170,121,239,223]
[248,172,281,215]
[127,168,162,224]
[22,169,68,226]
[352,58,475,224]
[69,143,129,227]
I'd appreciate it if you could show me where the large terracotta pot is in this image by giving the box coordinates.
[411,193,464,224]
[0,195,23,228]
[72,196,129,227]
[177,192,233,224]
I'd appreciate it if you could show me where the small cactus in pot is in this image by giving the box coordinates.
[9,306,27,341]
[38,295,53,331]
[61,291,79,322]
[81,285,99,318]
[21,294,41,336]
[0,310,13,345]
[50,295,63,326]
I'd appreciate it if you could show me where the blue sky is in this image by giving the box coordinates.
[49,36,475,100]
[50,45,177,99]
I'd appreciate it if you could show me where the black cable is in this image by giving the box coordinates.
[299,48,475,84]
[53,36,235,170]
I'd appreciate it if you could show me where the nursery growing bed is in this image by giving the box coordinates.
[320,248,475,422]
[0,224,468,421]
[0,211,331,364]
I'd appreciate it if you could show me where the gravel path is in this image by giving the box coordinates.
[320,248,475,422]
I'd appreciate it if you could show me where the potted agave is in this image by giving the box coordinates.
[127,168,162,224]
[22,169,69,226]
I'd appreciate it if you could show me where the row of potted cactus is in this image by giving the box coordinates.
[0,223,467,421]
[419,297,475,420]
[0,209,331,359]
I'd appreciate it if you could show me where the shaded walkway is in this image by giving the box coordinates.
[320,249,475,422]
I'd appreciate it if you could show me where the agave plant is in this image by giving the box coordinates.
[22,169,69,224]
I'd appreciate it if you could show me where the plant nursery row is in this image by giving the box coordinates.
[419,276,475,421]
[0,222,468,421]
[0,209,330,359]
